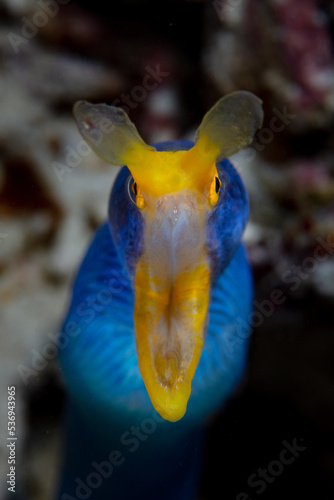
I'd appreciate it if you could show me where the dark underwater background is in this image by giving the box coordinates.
[0,1,333,499]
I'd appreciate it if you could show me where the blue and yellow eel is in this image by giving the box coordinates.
[57,91,263,500]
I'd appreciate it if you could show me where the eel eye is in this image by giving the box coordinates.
[209,175,222,207]
[215,176,221,193]
[128,178,146,209]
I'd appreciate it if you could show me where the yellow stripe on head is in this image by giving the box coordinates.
[73,91,263,201]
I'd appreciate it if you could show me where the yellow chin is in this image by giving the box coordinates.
[134,261,210,422]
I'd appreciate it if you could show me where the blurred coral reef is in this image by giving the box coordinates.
[0,1,333,499]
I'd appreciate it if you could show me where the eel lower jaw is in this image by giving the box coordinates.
[134,263,210,422]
